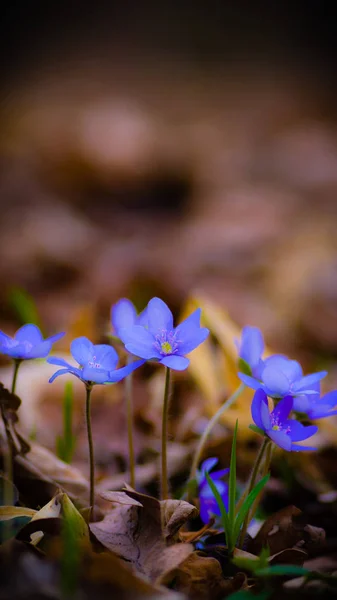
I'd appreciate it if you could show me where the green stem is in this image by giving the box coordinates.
[85,384,95,512]
[246,440,273,526]
[125,360,135,489]
[161,367,171,500]
[238,437,270,548]
[189,383,245,485]
[11,360,21,394]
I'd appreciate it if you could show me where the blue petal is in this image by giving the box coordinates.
[0,331,13,344]
[2,344,27,359]
[238,373,262,390]
[108,359,145,383]
[177,326,209,355]
[211,468,230,481]
[71,337,94,365]
[45,331,65,344]
[285,420,318,442]
[271,395,293,424]
[267,429,291,451]
[239,326,264,369]
[93,345,119,370]
[24,340,53,359]
[160,355,190,370]
[177,309,202,331]
[251,389,271,430]
[292,371,328,392]
[81,367,110,383]
[320,390,337,407]
[47,357,75,369]
[49,368,80,383]
[111,299,137,335]
[136,307,148,327]
[199,496,221,524]
[291,443,317,452]
[14,324,43,344]
[147,297,173,335]
[308,406,337,419]
[263,356,303,382]
[262,366,290,397]
[292,394,313,413]
[122,326,159,359]
[200,457,218,476]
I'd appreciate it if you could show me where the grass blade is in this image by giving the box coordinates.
[56,382,76,464]
[233,474,270,544]
[229,420,238,527]
[205,471,231,548]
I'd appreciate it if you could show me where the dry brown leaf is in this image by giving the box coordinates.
[15,439,89,502]
[269,548,308,566]
[160,498,199,541]
[83,548,185,599]
[249,505,325,557]
[90,489,195,582]
[160,551,246,600]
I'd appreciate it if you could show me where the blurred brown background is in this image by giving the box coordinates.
[1,0,337,366]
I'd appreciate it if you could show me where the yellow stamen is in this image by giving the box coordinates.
[161,342,172,354]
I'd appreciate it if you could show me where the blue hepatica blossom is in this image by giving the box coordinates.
[251,389,318,451]
[111,298,148,342]
[197,458,229,524]
[118,297,209,371]
[236,325,265,378]
[239,354,327,402]
[0,324,65,360]
[47,336,144,385]
[303,389,337,420]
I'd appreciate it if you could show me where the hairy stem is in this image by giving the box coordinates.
[11,359,21,395]
[189,383,245,485]
[85,384,95,513]
[238,437,270,548]
[161,367,171,500]
[125,360,135,489]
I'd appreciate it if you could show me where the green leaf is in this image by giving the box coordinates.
[229,420,238,527]
[233,474,270,544]
[238,358,252,377]
[8,287,41,329]
[60,494,89,597]
[255,565,310,577]
[205,471,231,545]
[248,424,265,436]
[227,590,271,600]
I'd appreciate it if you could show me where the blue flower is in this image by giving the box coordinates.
[239,354,327,401]
[298,389,337,420]
[118,297,209,371]
[197,458,229,524]
[0,324,65,360]
[251,389,318,451]
[236,326,264,377]
[47,336,144,385]
[111,298,148,342]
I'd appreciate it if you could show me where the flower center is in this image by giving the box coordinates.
[161,341,173,354]
[88,355,101,369]
[154,330,180,356]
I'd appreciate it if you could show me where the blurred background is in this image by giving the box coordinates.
[1,1,337,468]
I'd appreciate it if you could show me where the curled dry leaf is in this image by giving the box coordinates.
[160,552,247,600]
[249,505,326,557]
[15,439,89,502]
[269,548,308,566]
[90,489,196,582]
